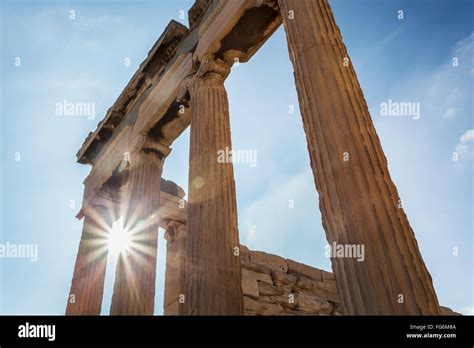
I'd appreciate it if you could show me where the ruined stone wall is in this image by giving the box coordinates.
[240,246,342,316]
[163,238,459,316]
[163,241,460,316]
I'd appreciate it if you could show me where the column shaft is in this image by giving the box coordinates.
[110,150,163,315]
[279,0,440,314]
[185,67,243,315]
[163,222,187,315]
[66,205,111,315]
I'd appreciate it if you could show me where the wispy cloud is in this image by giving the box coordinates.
[376,31,473,124]
[455,129,474,160]
[443,107,459,119]
[358,25,409,68]
[424,32,473,121]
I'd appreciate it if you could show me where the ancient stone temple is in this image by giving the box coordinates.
[67,0,444,316]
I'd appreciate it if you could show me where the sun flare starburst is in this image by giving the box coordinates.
[107,217,131,255]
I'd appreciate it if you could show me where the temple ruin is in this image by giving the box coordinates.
[66,0,444,315]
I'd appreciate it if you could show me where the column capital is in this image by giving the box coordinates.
[77,188,116,223]
[164,221,186,242]
[195,53,230,79]
[177,53,230,102]
[129,133,171,168]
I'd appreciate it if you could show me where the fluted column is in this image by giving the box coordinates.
[279,0,440,314]
[178,53,243,315]
[163,221,187,315]
[66,204,112,315]
[110,140,168,315]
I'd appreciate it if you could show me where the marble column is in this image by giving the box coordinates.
[163,221,187,315]
[279,0,440,314]
[110,141,168,315]
[66,203,112,315]
[178,53,243,315]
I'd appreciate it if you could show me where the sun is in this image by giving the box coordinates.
[108,217,131,255]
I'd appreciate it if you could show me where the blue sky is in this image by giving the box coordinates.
[0,0,472,315]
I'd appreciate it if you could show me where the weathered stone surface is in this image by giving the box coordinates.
[66,204,112,315]
[184,57,243,315]
[161,178,186,198]
[280,309,297,316]
[321,269,335,282]
[261,292,296,310]
[331,301,343,315]
[163,269,183,306]
[241,273,259,299]
[162,232,343,316]
[110,149,163,315]
[241,258,272,275]
[164,300,182,316]
[76,21,189,165]
[257,281,285,296]
[289,310,318,316]
[163,222,186,313]
[287,259,322,281]
[239,244,251,261]
[242,268,273,285]
[296,291,333,314]
[243,297,283,316]
[250,251,288,273]
[319,279,337,294]
[294,275,313,291]
[279,0,441,315]
[440,306,462,316]
[271,270,297,289]
[188,0,212,30]
[313,287,340,304]
[294,276,340,303]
